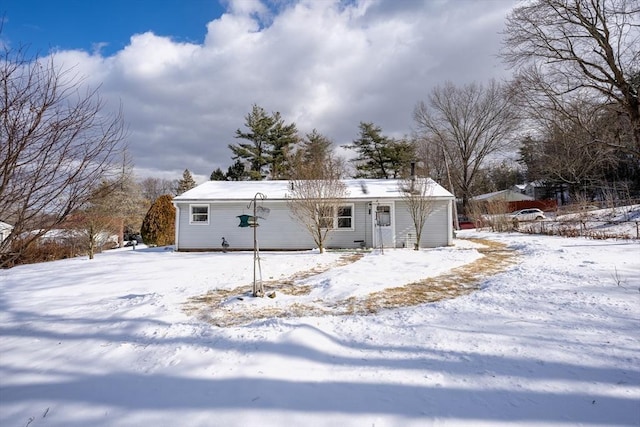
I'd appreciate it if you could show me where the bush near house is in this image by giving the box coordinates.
[141,195,176,246]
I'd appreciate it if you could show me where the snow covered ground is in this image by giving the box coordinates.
[523,204,640,239]
[1,229,639,426]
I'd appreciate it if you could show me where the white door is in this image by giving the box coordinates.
[373,203,395,249]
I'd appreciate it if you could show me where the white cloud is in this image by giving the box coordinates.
[47,0,517,180]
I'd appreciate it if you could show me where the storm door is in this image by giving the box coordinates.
[373,203,394,249]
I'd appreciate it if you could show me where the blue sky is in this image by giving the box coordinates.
[1,0,518,182]
[1,0,225,55]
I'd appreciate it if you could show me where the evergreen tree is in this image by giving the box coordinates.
[210,168,226,181]
[300,129,333,166]
[345,122,415,179]
[267,114,298,179]
[177,169,197,195]
[289,129,347,180]
[140,195,175,246]
[226,160,247,181]
[385,138,416,179]
[229,104,298,180]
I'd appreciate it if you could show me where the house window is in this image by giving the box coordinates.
[318,206,334,229]
[190,205,209,224]
[337,205,352,229]
[319,204,354,230]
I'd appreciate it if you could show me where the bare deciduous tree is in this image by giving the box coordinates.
[502,0,640,157]
[286,158,348,253]
[398,177,436,250]
[71,182,121,260]
[518,98,619,193]
[0,45,126,267]
[413,134,448,180]
[413,80,519,212]
[139,177,178,202]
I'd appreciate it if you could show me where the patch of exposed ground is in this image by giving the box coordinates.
[183,252,365,322]
[184,239,518,327]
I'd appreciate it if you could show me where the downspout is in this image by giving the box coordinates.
[174,203,180,251]
[447,199,454,245]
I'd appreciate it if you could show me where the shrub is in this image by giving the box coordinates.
[6,239,74,267]
[141,194,176,246]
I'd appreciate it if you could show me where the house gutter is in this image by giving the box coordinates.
[173,203,180,251]
[448,199,454,245]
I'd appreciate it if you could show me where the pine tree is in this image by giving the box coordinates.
[210,168,226,181]
[267,113,298,179]
[229,104,298,180]
[345,122,415,179]
[177,169,196,195]
[226,160,247,181]
[140,195,175,246]
[289,129,346,180]
[301,129,333,166]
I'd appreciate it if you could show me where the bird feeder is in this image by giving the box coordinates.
[256,206,270,219]
[237,214,258,228]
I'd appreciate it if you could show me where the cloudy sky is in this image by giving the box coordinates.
[1,0,519,182]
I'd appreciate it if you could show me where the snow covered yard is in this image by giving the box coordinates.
[1,231,639,426]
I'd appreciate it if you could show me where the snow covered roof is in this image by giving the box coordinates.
[472,189,535,202]
[174,178,454,202]
[0,221,13,231]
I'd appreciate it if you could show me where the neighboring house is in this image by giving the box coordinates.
[512,184,527,194]
[0,221,14,246]
[473,189,556,212]
[512,182,551,200]
[172,179,455,251]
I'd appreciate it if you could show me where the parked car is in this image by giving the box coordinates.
[509,208,546,222]
[124,233,144,246]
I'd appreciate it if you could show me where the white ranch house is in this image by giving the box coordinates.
[172,179,455,251]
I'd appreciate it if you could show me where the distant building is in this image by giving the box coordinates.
[512,182,547,200]
[0,221,14,246]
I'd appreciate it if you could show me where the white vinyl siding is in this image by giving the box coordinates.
[174,198,451,251]
[176,202,316,250]
[394,200,450,248]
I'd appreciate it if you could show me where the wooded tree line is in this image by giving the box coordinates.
[213,105,415,182]
[212,0,639,212]
[1,0,638,266]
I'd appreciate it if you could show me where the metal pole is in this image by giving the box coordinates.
[253,196,259,296]
[250,192,265,297]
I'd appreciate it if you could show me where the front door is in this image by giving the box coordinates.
[373,203,394,249]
